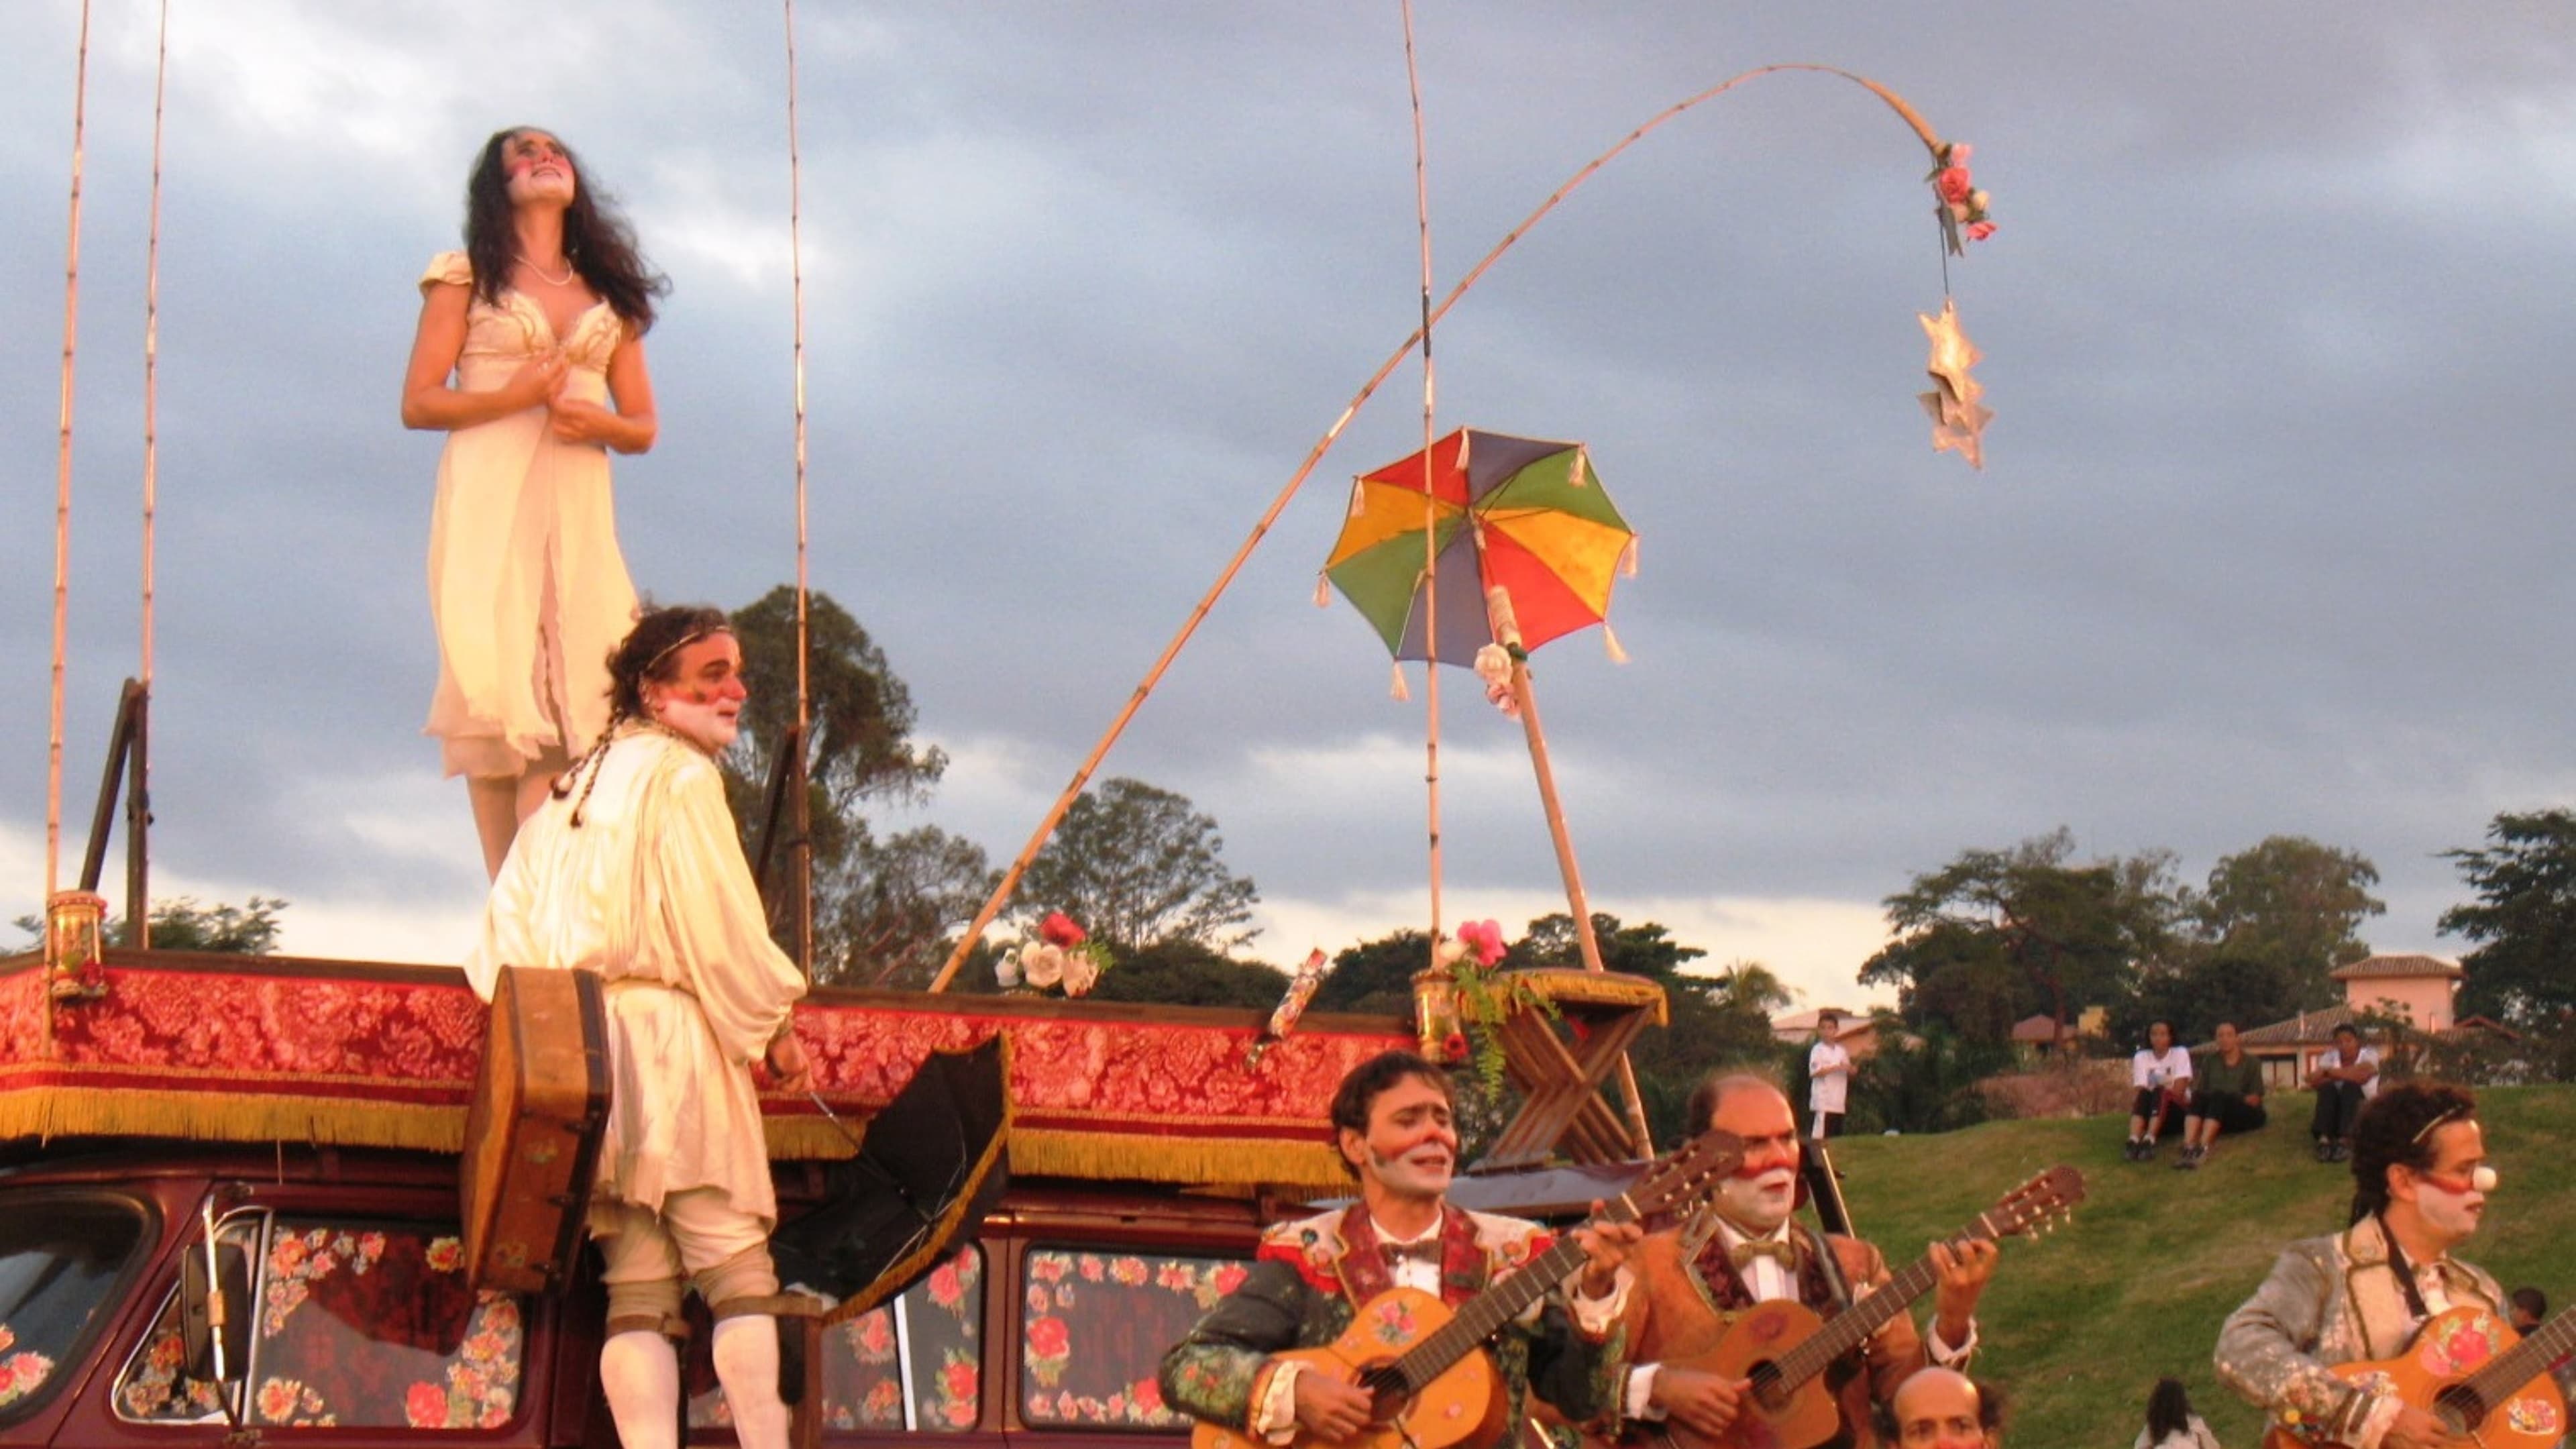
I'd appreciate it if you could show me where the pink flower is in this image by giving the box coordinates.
[1458,918,1507,967]
[1966,220,1997,242]
[1212,1263,1248,1296]
[405,1383,449,1428]
[1040,912,1087,948]
[1441,1031,1469,1063]
[1937,165,1974,205]
[1026,1316,1071,1360]
[928,1260,965,1308]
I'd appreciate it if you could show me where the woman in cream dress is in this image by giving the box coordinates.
[402,125,667,877]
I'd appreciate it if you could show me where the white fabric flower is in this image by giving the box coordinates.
[1022,942,1066,990]
[1062,948,1101,998]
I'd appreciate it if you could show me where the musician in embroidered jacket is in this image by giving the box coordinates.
[1160,1051,1637,1444]
[2215,1082,2504,1449]
[1593,1075,1996,1449]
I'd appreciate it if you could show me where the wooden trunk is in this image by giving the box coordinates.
[460,965,608,1295]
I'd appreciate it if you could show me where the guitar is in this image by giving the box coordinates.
[1654,1165,2087,1449]
[2261,1303,2575,1448]
[1190,1127,1748,1449]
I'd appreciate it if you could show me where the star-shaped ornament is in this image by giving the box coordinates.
[1917,297,1992,470]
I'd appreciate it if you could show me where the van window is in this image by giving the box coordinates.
[114,1215,262,1423]
[0,1193,151,1421]
[113,1214,528,1430]
[1019,1249,1252,1430]
[686,1245,983,1436]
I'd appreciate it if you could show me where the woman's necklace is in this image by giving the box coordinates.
[520,254,577,287]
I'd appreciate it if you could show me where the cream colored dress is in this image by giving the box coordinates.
[420,250,639,780]
[465,726,807,1224]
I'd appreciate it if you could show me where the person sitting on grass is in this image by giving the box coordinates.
[2176,1022,2267,1170]
[2126,1020,2193,1162]
[2133,1376,2220,1449]
[2302,1022,2377,1164]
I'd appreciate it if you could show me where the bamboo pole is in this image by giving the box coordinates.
[1399,0,1444,951]
[134,0,168,949]
[782,0,814,975]
[924,66,1960,993]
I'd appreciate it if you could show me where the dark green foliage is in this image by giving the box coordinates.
[1086,939,1291,1010]
[2442,809,2576,1028]
[19,895,292,955]
[1848,1024,2011,1134]
[1014,778,1258,953]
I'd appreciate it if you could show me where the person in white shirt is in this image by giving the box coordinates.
[2303,1022,2380,1164]
[1808,1011,1854,1140]
[2127,1020,2194,1162]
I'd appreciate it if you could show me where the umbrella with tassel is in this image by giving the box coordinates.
[1321,426,1653,1154]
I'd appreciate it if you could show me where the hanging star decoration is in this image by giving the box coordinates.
[1918,297,1992,470]
[1929,141,1996,255]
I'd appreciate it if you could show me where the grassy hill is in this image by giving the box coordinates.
[1821,1084,2576,1446]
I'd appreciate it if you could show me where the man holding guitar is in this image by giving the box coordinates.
[1160,1050,1645,1448]
[2214,1081,2507,1449]
[1599,1074,2001,1449]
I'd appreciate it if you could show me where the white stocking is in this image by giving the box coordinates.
[598,1330,681,1449]
[712,1316,790,1449]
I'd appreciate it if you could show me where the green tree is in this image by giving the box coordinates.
[818,824,1001,989]
[1013,777,1258,953]
[1870,829,2182,1040]
[1087,939,1290,1010]
[2440,809,2576,1027]
[19,896,289,955]
[1310,929,1431,1017]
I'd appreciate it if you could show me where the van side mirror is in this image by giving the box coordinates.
[181,1241,252,1382]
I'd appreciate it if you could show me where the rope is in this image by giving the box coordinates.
[782,0,814,975]
[926,64,1960,992]
[1401,0,1443,947]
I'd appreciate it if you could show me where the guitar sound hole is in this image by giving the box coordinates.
[1746,1362,1790,1413]
[1358,1364,1411,1421]
[2432,1384,2484,1432]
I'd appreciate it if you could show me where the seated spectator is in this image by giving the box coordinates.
[1874,1366,2005,1448]
[2133,1376,2220,1449]
[2301,1022,2376,1163]
[2176,1022,2266,1170]
[2509,1286,2576,1406]
[2126,1020,2193,1162]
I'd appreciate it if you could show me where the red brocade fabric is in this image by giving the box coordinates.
[2,959,1406,1184]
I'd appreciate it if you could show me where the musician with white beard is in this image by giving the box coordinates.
[1593,1075,1997,1449]
[468,604,811,1449]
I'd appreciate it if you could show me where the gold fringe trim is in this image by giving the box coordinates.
[0,1086,466,1151]
[1008,1129,1348,1191]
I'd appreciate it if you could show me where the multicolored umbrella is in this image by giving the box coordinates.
[1325,429,1635,665]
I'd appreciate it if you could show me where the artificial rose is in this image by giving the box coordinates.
[1937,165,1974,205]
[1441,1031,1469,1063]
[1457,918,1507,967]
[1431,935,1468,969]
[1966,220,1996,242]
[1040,911,1087,947]
[405,1383,449,1428]
[1021,943,1065,989]
[1062,949,1101,998]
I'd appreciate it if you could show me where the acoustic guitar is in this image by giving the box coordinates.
[2261,1303,2574,1448]
[1653,1165,2087,1449]
[1190,1127,1748,1449]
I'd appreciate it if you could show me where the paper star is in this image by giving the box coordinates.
[1917,297,1993,470]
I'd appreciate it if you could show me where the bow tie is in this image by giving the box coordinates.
[1728,1238,1798,1271]
[1380,1239,1443,1267]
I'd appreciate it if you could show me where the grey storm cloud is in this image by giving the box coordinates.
[4,2,2573,984]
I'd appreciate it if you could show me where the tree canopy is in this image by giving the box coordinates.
[2441,809,2576,1027]
[1013,777,1258,953]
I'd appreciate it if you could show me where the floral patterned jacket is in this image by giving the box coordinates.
[2214,1215,2500,1448]
[1159,1203,1624,1442]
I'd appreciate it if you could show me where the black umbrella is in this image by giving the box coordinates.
[772,1034,1012,1322]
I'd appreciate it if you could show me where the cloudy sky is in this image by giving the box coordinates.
[5,3,2573,1009]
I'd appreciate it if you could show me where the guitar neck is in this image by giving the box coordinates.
[1390,1199,1635,1390]
[1768,1220,1993,1390]
[2461,1305,2576,1418]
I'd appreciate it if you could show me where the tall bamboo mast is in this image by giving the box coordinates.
[782,0,814,973]
[1399,0,1444,947]
[47,0,95,922]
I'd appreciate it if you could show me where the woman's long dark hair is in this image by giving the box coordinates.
[463,126,668,332]
[2145,1377,2192,1443]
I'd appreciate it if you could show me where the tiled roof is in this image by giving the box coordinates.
[2009,1013,2064,1042]
[2328,953,2461,981]
[2235,1005,2357,1048]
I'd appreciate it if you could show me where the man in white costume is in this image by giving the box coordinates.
[467,604,811,1449]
